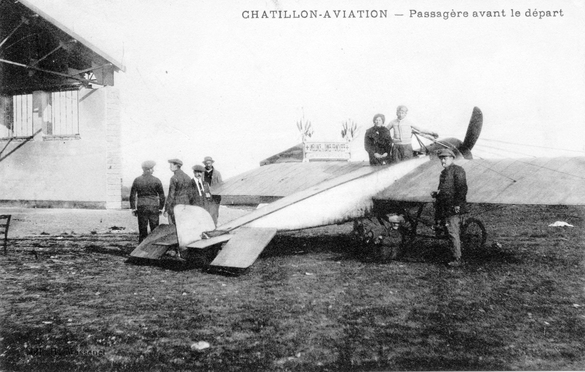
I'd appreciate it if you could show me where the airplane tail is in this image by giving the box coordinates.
[174,205,216,249]
[128,205,215,260]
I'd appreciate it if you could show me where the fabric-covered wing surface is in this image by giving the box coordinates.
[374,157,585,205]
[212,162,371,204]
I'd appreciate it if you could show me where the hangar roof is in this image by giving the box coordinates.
[17,0,125,72]
[1,0,125,94]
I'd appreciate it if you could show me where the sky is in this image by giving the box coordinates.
[26,0,585,185]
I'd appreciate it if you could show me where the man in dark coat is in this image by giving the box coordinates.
[129,160,165,243]
[202,156,223,226]
[191,164,213,215]
[364,113,393,165]
[432,148,468,266]
[164,158,193,225]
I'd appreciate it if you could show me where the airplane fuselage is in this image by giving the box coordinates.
[218,157,430,231]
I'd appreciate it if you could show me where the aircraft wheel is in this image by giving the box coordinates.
[461,218,487,251]
[399,218,416,253]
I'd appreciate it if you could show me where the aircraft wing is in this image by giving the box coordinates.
[212,161,371,204]
[374,156,585,205]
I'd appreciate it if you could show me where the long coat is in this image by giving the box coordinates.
[191,178,213,209]
[364,126,393,165]
[204,168,222,188]
[203,167,222,225]
[165,169,193,214]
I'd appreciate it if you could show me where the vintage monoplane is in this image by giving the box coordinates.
[129,107,585,273]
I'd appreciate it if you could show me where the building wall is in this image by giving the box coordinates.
[105,87,122,209]
[0,86,122,209]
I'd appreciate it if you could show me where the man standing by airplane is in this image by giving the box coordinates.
[387,105,438,162]
[129,160,165,243]
[164,159,193,225]
[202,156,223,226]
[191,164,213,213]
[432,149,468,267]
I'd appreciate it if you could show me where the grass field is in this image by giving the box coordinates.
[1,205,585,371]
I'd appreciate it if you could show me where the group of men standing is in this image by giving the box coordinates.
[129,156,222,243]
[364,105,439,165]
[129,107,468,266]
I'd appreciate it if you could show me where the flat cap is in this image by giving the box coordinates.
[202,156,214,164]
[437,149,455,158]
[168,158,183,166]
[141,160,156,169]
[192,164,205,172]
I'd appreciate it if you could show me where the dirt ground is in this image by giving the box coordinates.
[1,206,249,238]
[1,204,585,371]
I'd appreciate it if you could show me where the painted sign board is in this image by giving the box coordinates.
[303,141,350,161]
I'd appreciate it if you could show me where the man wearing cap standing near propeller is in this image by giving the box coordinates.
[202,156,223,226]
[129,161,166,243]
[164,158,193,225]
[432,148,468,267]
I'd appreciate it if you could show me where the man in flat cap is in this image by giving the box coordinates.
[164,158,194,225]
[202,156,223,226]
[191,164,214,215]
[129,161,166,243]
[432,148,468,266]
